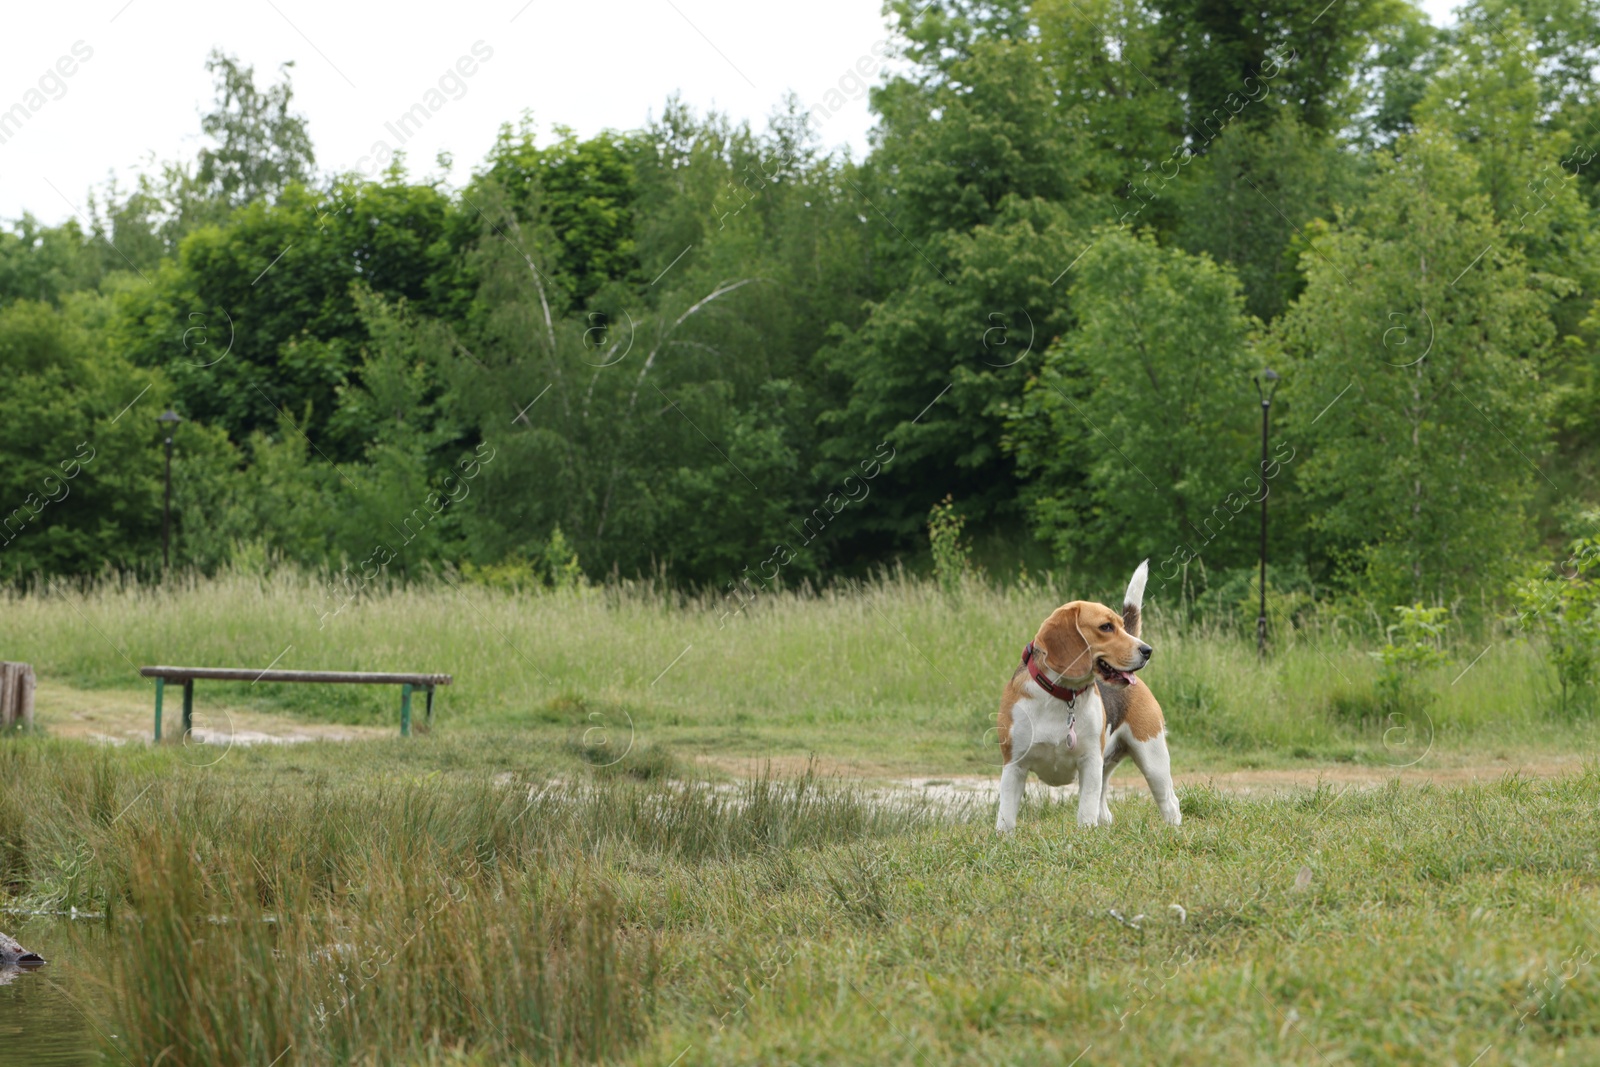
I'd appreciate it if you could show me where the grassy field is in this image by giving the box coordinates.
[1,567,1595,772]
[2,737,1599,1065]
[4,572,1599,1064]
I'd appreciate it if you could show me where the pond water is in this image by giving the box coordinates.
[0,918,106,1066]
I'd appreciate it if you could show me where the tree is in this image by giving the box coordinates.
[1276,129,1557,604]
[195,50,316,209]
[1171,116,1368,320]
[816,196,1081,556]
[869,0,1161,246]
[430,183,809,584]
[116,177,454,459]
[0,295,169,579]
[0,216,105,307]
[1007,228,1261,576]
[1153,0,1406,134]
[1414,10,1600,326]
[479,119,643,305]
[1347,5,1444,148]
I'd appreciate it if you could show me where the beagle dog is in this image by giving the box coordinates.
[995,561,1181,830]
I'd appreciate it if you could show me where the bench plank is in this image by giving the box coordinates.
[140,667,452,686]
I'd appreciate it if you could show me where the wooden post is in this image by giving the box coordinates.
[153,677,165,741]
[400,683,413,738]
[181,679,194,740]
[18,666,31,730]
[0,662,35,731]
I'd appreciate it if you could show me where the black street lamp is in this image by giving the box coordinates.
[1253,369,1280,656]
[158,410,181,573]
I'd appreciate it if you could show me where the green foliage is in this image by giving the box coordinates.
[1378,602,1452,673]
[1512,527,1600,712]
[1191,561,1318,633]
[542,524,583,591]
[433,180,814,585]
[0,216,106,305]
[1350,7,1444,146]
[0,295,169,578]
[872,4,1106,241]
[1154,0,1406,133]
[819,196,1080,551]
[927,494,973,595]
[463,524,585,592]
[1010,228,1260,574]
[1171,116,1368,320]
[481,119,642,303]
[8,1,1600,622]
[116,177,454,457]
[1373,602,1452,718]
[1278,128,1555,605]
[194,50,316,209]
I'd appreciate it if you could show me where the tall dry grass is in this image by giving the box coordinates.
[0,565,1585,764]
[1,739,935,1064]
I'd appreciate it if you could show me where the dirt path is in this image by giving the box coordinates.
[896,755,1593,805]
[698,751,1593,804]
[29,684,1594,790]
[33,681,391,745]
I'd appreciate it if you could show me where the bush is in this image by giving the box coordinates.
[927,494,973,596]
[1188,559,1318,635]
[462,524,586,593]
[1511,529,1600,715]
[1374,603,1451,708]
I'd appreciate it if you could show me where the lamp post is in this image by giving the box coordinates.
[1253,369,1279,656]
[158,410,181,574]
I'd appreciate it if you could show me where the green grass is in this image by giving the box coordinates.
[1,567,1593,771]
[3,738,1600,1065]
[7,571,1600,1062]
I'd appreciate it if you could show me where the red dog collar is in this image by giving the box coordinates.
[1021,642,1090,705]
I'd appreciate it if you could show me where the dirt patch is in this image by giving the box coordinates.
[696,749,1592,808]
[693,753,910,779]
[891,753,1592,806]
[1168,755,1589,791]
[32,682,392,745]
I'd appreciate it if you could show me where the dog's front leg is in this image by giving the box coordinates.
[1076,751,1105,827]
[996,762,1028,833]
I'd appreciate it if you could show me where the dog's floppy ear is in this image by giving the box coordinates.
[1035,602,1093,681]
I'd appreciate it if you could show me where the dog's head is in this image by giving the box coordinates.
[1033,601,1152,688]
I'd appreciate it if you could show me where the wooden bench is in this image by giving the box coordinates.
[138,667,452,740]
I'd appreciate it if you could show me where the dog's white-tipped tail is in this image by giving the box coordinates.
[1122,559,1149,638]
[1125,559,1149,612]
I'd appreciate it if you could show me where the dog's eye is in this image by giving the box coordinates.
[1099,622,1114,632]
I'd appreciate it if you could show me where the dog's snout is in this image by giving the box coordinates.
[1138,643,1153,660]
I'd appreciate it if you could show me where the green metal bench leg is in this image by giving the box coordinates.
[400,683,413,737]
[424,685,434,733]
[181,679,194,739]
[154,677,164,741]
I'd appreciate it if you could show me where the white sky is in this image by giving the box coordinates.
[1,0,1461,227]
